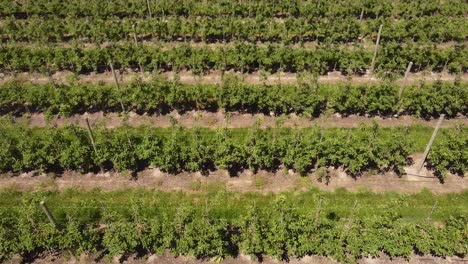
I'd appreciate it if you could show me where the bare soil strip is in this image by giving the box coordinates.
[17,112,468,129]
[1,70,466,85]
[2,157,466,194]
[9,251,468,264]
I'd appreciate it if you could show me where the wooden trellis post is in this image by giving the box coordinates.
[109,63,134,146]
[132,24,144,74]
[109,61,120,91]
[417,114,445,174]
[146,0,152,18]
[398,61,413,100]
[40,201,77,258]
[40,201,57,227]
[345,200,359,230]
[85,118,106,172]
[359,7,365,22]
[315,198,322,223]
[132,24,138,45]
[426,201,438,223]
[85,118,98,156]
[370,24,383,74]
[109,61,126,113]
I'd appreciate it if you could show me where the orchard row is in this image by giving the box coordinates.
[1,42,466,74]
[2,0,466,19]
[2,15,466,43]
[1,79,466,118]
[1,123,465,179]
[0,189,466,262]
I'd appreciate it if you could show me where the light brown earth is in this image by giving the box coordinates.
[1,70,467,85]
[1,161,466,194]
[15,112,468,129]
[6,251,468,264]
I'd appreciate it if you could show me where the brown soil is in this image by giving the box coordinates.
[3,38,463,50]
[17,112,468,129]
[6,251,467,264]
[1,70,466,86]
[1,164,466,194]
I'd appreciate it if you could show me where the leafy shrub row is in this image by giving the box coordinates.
[0,194,466,262]
[1,78,466,118]
[1,42,466,74]
[1,0,466,19]
[2,15,466,43]
[0,124,414,176]
[428,130,468,181]
[1,123,466,179]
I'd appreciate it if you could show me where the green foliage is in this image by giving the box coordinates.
[427,128,467,181]
[327,83,399,115]
[0,123,464,177]
[174,208,229,258]
[1,0,467,44]
[0,189,467,261]
[57,126,93,172]
[403,81,468,118]
[0,0,467,260]
[186,128,214,173]
[102,213,139,256]
[214,128,246,174]
[1,79,466,118]
[245,126,277,172]
[0,42,465,75]
[140,215,175,255]
[61,217,99,256]
[2,0,467,20]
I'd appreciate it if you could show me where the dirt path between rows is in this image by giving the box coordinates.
[7,39,462,50]
[2,153,466,194]
[1,157,466,194]
[17,112,468,129]
[8,251,468,264]
[1,70,466,85]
